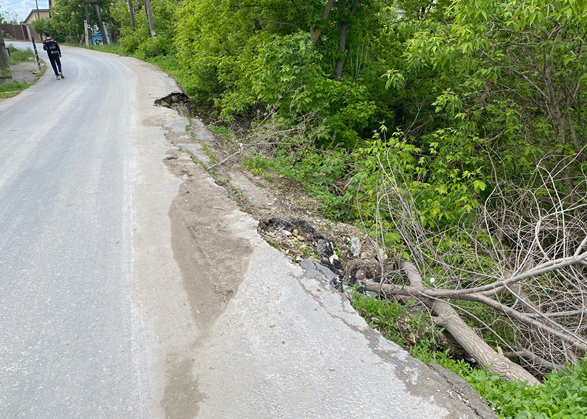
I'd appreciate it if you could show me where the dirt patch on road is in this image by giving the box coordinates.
[165,149,254,331]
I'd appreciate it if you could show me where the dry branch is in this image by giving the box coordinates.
[357,154,587,380]
[370,261,540,383]
[365,281,587,352]
[504,350,566,372]
[414,251,587,299]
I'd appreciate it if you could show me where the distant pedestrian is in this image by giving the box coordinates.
[43,32,65,80]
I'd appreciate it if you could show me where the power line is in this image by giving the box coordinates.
[0,0,30,7]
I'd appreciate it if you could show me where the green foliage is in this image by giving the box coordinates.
[469,362,587,418]
[0,10,17,25]
[351,290,448,351]
[352,129,485,230]
[7,46,34,65]
[112,0,587,223]
[114,0,178,59]
[31,18,64,42]
[243,148,356,220]
[403,0,587,190]
[352,291,409,344]
[173,0,394,143]
[0,80,31,98]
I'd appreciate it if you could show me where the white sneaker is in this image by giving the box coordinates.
[56,75,60,80]
[59,73,65,79]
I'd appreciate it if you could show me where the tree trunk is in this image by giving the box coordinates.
[127,0,136,32]
[334,21,348,81]
[505,349,566,372]
[310,0,335,52]
[334,0,359,80]
[374,261,540,384]
[94,3,109,45]
[144,0,156,37]
[430,298,539,383]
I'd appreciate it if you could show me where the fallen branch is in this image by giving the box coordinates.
[417,250,587,299]
[468,293,587,351]
[206,143,244,172]
[365,281,587,352]
[372,261,540,384]
[504,350,566,372]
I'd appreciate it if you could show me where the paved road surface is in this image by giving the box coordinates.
[0,43,177,418]
[0,43,487,418]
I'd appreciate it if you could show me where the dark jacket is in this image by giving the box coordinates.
[43,39,61,56]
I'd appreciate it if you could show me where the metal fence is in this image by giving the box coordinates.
[0,24,38,41]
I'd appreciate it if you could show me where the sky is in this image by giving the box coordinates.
[0,0,50,23]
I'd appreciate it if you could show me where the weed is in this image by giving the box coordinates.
[7,46,35,65]
[0,80,32,99]
[200,143,217,164]
[208,125,233,142]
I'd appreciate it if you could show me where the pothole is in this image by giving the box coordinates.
[155,92,191,115]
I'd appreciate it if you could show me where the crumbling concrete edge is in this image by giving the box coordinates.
[300,258,498,419]
[428,363,498,419]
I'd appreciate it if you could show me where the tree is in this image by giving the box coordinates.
[32,18,60,42]
[0,10,18,25]
[355,147,587,382]
[113,0,179,58]
[50,0,117,41]
[403,0,587,198]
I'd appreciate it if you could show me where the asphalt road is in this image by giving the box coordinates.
[0,43,488,419]
[0,43,175,418]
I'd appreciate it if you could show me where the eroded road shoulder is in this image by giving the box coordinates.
[126,55,490,417]
[158,143,489,418]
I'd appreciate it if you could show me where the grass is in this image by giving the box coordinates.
[84,43,122,54]
[7,46,36,65]
[0,81,33,99]
[0,80,32,99]
[62,42,122,55]
[1,46,44,99]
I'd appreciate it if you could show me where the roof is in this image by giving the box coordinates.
[23,9,51,24]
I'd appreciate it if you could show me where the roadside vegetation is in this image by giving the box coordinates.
[6,46,35,66]
[0,46,39,99]
[46,0,587,416]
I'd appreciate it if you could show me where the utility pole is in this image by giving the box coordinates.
[84,2,91,46]
[127,0,136,32]
[33,0,43,73]
[144,0,156,37]
[31,39,42,73]
[93,2,108,45]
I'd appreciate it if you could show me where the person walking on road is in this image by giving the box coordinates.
[43,32,65,80]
